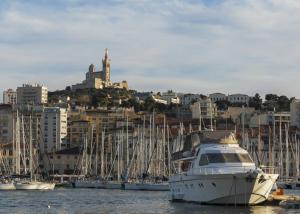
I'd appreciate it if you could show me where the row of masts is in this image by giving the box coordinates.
[241,111,300,180]
[3,111,38,180]
[75,114,173,182]
[3,107,300,182]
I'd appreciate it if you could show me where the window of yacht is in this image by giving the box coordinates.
[199,154,209,166]
[199,153,252,165]
[237,153,253,163]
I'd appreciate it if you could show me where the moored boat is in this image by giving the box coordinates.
[124,182,169,191]
[169,130,278,205]
[15,181,55,190]
[72,179,102,188]
[0,182,16,190]
[72,179,122,189]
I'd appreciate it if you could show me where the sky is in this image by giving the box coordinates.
[1,0,300,100]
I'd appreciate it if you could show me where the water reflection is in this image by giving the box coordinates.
[0,189,298,214]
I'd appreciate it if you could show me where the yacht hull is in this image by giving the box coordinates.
[73,181,101,188]
[124,182,169,191]
[100,182,122,189]
[0,183,16,190]
[73,181,122,189]
[169,172,278,205]
[15,182,55,190]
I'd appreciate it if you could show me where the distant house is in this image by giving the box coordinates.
[42,147,82,175]
[228,94,249,105]
[181,94,201,106]
[209,93,227,103]
[161,91,180,104]
[190,97,217,119]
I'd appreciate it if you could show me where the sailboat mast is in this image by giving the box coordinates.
[117,132,120,181]
[21,114,27,173]
[268,126,272,169]
[258,116,262,165]
[279,115,283,177]
[85,135,88,175]
[163,114,166,176]
[272,112,276,173]
[285,124,289,178]
[12,108,15,174]
[126,116,129,171]
[210,100,213,130]
[95,132,99,175]
[149,115,152,174]
[16,110,20,175]
[29,115,33,181]
[198,102,202,131]
[242,105,245,148]
[101,129,105,178]
[167,124,171,176]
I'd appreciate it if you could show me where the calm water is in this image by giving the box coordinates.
[0,188,299,214]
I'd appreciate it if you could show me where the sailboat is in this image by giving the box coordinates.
[0,182,16,190]
[0,153,16,190]
[73,128,123,189]
[15,114,55,190]
[124,114,169,191]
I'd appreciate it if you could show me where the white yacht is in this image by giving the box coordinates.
[169,130,278,205]
[15,181,55,190]
[0,181,16,190]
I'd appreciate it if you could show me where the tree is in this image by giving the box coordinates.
[265,94,279,102]
[215,100,230,110]
[249,93,262,110]
[77,95,90,107]
[277,95,290,111]
[65,86,71,91]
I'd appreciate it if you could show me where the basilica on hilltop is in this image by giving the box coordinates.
[72,49,128,90]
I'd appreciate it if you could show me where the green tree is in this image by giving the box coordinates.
[265,94,279,101]
[249,93,262,110]
[277,95,290,111]
[215,100,230,110]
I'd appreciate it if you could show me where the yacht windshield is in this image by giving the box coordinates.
[199,153,253,165]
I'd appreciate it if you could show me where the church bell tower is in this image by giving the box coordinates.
[102,48,111,84]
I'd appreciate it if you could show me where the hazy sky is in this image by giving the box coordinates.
[1,0,300,99]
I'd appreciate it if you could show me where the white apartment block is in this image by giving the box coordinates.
[3,89,17,105]
[181,94,201,106]
[209,93,227,103]
[41,107,67,153]
[162,91,180,104]
[17,84,48,105]
[190,98,217,120]
[0,105,13,144]
[249,111,290,128]
[228,94,249,105]
[290,99,300,127]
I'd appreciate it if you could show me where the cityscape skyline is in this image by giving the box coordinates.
[1,0,300,100]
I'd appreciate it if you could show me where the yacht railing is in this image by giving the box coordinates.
[259,166,278,174]
[191,166,258,175]
[189,165,279,175]
[177,165,278,176]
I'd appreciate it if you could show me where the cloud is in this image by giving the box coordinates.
[0,0,300,101]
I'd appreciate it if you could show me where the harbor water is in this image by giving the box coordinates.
[0,188,299,214]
